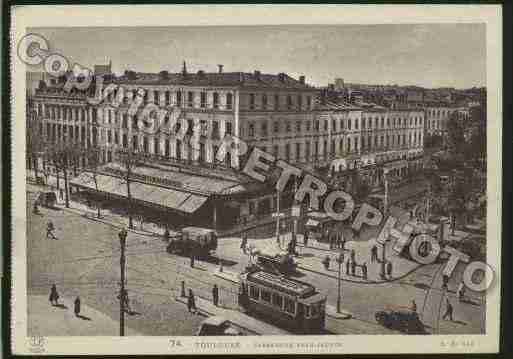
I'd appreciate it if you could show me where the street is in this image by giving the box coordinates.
[27,183,485,336]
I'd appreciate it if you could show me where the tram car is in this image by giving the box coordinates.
[238,270,327,334]
[166,227,217,258]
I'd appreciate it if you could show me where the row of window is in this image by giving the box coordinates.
[427,108,453,118]
[246,93,313,111]
[38,104,97,123]
[257,132,423,163]
[248,285,297,315]
[108,88,234,110]
[361,116,423,129]
[247,117,424,138]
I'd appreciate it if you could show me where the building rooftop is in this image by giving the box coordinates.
[107,71,314,90]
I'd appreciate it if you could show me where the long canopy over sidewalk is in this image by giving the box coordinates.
[70,172,208,214]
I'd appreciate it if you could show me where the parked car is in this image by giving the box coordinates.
[196,316,242,336]
[375,309,427,334]
[36,191,57,208]
[166,227,217,258]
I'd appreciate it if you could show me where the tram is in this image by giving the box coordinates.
[238,270,327,334]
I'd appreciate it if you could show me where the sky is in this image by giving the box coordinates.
[29,24,486,89]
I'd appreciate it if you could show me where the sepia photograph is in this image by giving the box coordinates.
[9,4,502,355]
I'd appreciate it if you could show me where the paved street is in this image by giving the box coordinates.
[28,181,485,336]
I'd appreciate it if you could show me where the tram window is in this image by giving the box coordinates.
[272,293,283,309]
[284,297,295,314]
[261,289,271,303]
[305,306,311,317]
[250,286,260,300]
[311,303,320,317]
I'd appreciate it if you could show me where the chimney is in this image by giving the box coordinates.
[218,64,223,73]
[299,75,305,84]
[254,70,261,81]
[182,61,187,76]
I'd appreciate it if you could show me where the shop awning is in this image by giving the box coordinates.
[70,172,208,214]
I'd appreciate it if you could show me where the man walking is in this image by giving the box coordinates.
[74,296,81,317]
[442,299,454,321]
[386,261,393,279]
[303,231,309,247]
[361,262,368,280]
[212,284,219,307]
[188,289,197,314]
[46,220,56,240]
[371,245,378,262]
[190,251,195,268]
[241,234,248,254]
[49,284,59,306]
[345,258,351,275]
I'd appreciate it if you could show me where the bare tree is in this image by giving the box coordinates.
[117,149,142,229]
[49,142,81,208]
[26,122,45,181]
[85,146,103,218]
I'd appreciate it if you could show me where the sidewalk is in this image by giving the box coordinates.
[28,295,142,336]
[28,180,171,239]
[175,295,290,335]
[247,235,420,284]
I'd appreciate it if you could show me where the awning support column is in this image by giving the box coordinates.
[212,200,217,231]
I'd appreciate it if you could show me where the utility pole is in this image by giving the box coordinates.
[118,229,127,336]
[276,188,281,246]
[336,252,344,313]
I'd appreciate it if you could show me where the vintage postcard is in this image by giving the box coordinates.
[9,4,502,355]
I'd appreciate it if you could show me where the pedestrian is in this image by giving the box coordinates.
[212,284,219,307]
[345,258,351,275]
[46,220,56,240]
[458,284,466,302]
[59,189,64,200]
[163,227,170,242]
[74,296,81,317]
[442,299,454,321]
[303,231,309,247]
[350,249,356,263]
[190,251,195,268]
[386,261,393,278]
[442,274,449,291]
[362,262,368,280]
[351,259,356,276]
[410,299,417,312]
[322,255,330,270]
[371,245,378,263]
[241,234,248,254]
[187,289,197,314]
[49,284,59,306]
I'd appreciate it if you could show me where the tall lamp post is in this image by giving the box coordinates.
[118,229,127,336]
[336,251,344,313]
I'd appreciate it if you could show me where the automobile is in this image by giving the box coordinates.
[375,308,427,334]
[166,227,217,258]
[36,191,57,208]
[196,316,243,336]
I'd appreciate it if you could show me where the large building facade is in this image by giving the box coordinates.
[28,65,427,229]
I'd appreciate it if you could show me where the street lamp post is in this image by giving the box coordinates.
[336,251,344,313]
[118,229,127,336]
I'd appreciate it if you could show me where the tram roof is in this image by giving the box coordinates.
[246,271,315,297]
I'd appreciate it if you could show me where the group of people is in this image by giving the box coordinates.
[49,284,83,318]
[186,284,220,314]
